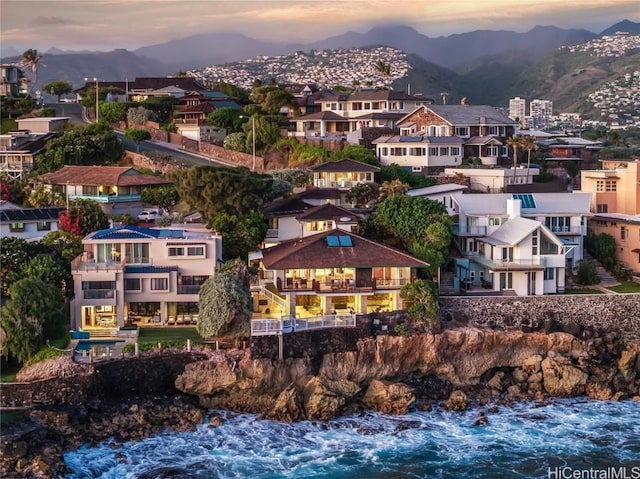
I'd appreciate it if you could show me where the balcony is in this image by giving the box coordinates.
[468,253,544,271]
[177,285,202,295]
[71,258,123,272]
[266,229,279,239]
[453,224,487,236]
[68,194,142,204]
[83,289,115,300]
[546,225,582,235]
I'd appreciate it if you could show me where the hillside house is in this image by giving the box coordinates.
[0,201,64,241]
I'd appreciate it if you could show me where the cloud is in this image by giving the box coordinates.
[34,16,75,26]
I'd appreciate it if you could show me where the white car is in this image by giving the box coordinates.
[137,210,161,222]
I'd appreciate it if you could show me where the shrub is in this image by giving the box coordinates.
[576,260,600,286]
[23,347,66,368]
[393,322,412,337]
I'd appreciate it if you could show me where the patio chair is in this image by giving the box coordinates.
[167,315,176,326]
[191,314,198,325]
[176,315,184,325]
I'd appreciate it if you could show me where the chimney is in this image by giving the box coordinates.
[507,198,521,219]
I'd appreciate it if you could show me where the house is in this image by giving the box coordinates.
[70,224,222,332]
[35,165,172,216]
[539,136,603,163]
[407,183,468,215]
[304,158,380,207]
[289,90,433,140]
[74,76,206,102]
[374,103,518,169]
[453,199,570,296]
[0,130,57,179]
[580,159,640,273]
[451,192,593,294]
[443,165,540,192]
[263,198,361,247]
[0,201,64,241]
[249,229,428,333]
[16,117,70,134]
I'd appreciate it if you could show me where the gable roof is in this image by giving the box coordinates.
[263,197,312,218]
[260,229,428,269]
[297,203,362,222]
[37,166,171,187]
[407,184,468,196]
[308,158,380,173]
[294,111,349,122]
[296,188,342,200]
[465,136,503,146]
[482,217,539,246]
[87,225,193,241]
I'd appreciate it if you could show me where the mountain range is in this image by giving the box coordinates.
[1,19,638,110]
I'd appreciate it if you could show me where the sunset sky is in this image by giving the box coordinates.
[2,0,639,52]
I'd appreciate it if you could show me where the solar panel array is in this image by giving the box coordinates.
[326,235,353,247]
[512,194,536,209]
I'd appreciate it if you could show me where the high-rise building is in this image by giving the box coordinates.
[509,97,526,125]
[530,99,553,129]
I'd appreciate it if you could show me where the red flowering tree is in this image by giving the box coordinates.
[58,199,109,237]
[0,180,10,201]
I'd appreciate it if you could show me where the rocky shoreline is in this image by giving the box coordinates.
[2,325,639,478]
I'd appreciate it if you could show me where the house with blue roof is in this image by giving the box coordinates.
[70,224,222,332]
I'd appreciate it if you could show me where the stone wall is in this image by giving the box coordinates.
[0,352,206,409]
[439,294,640,340]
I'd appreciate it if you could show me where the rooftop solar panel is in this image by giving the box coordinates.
[338,235,353,246]
[513,193,536,209]
[326,235,340,247]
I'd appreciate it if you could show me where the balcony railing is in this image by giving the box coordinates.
[546,226,582,235]
[83,289,115,299]
[177,285,202,295]
[454,225,487,236]
[250,317,293,336]
[250,314,356,336]
[68,194,142,204]
[71,258,123,272]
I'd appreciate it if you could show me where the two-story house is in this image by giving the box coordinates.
[580,159,640,274]
[250,229,428,328]
[70,224,222,332]
[374,103,518,170]
[1,130,57,180]
[0,64,25,97]
[290,90,433,139]
[451,192,593,295]
[36,165,172,216]
[0,201,64,241]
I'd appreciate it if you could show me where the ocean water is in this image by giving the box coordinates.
[64,399,640,479]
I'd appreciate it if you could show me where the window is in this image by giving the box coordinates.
[596,204,608,213]
[187,246,204,256]
[532,232,538,256]
[487,126,497,135]
[83,185,98,195]
[455,127,469,137]
[486,146,498,156]
[429,147,439,156]
[544,268,555,281]
[451,147,460,156]
[37,221,51,231]
[429,126,437,136]
[125,243,149,264]
[82,281,116,290]
[168,247,185,257]
[150,278,168,291]
[621,227,626,240]
[124,278,141,291]
[439,147,450,156]
[9,222,25,232]
[596,180,605,192]
[606,180,617,192]
[381,147,388,156]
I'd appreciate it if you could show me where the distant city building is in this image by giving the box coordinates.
[509,97,527,126]
[530,99,553,129]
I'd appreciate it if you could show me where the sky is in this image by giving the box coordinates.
[2,0,639,52]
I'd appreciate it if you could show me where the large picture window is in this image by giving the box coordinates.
[150,278,168,291]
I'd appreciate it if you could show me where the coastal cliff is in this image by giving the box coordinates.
[176,326,640,421]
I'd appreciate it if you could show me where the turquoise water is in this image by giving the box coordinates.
[64,399,640,479]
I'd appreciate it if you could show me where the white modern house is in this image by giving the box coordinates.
[443,166,540,192]
[70,224,222,332]
[406,183,468,216]
[451,192,592,295]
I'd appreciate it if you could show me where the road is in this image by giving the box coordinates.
[47,102,230,167]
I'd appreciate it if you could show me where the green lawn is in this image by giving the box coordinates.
[565,288,604,294]
[137,327,204,345]
[0,366,19,383]
[607,281,640,294]
[1,118,17,134]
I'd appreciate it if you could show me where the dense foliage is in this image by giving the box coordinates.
[379,164,436,189]
[141,185,179,212]
[400,279,439,328]
[59,198,110,236]
[197,260,252,338]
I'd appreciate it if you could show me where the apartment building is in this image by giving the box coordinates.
[580,159,640,273]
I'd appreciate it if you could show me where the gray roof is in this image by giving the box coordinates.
[308,158,380,173]
[453,192,593,216]
[407,184,468,196]
[424,105,517,126]
[483,216,539,246]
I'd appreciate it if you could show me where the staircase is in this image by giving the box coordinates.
[261,283,287,309]
[439,272,458,295]
[582,251,619,287]
[89,329,117,339]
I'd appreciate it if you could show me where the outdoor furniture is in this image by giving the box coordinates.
[176,315,184,325]
[167,316,175,326]
[191,314,198,325]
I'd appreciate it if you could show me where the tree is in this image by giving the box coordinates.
[346,182,379,207]
[197,260,252,338]
[374,60,392,88]
[59,198,109,236]
[520,135,538,181]
[337,145,379,166]
[20,256,69,293]
[591,233,617,270]
[125,128,151,153]
[127,106,155,127]
[1,278,66,363]
[206,107,244,133]
[100,102,128,124]
[210,210,268,260]
[37,123,123,173]
[379,179,408,199]
[141,185,179,212]
[269,169,309,188]
[223,132,248,152]
[380,164,435,189]
[21,49,43,96]
[42,80,72,102]
[41,231,83,262]
[0,237,31,297]
[27,184,57,207]
[249,85,295,114]
[507,135,524,183]
[400,279,439,328]
[243,115,281,154]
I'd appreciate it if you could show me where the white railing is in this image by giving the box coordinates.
[251,317,293,336]
[260,285,287,309]
[250,314,356,336]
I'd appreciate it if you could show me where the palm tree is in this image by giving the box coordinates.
[21,49,43,96]
[506,135,524,186]
[520,135,538,184]
[379,179,408,199]
[374,60,391,89]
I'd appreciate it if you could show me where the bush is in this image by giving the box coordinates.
[123,340,187,354]
[23,347,66,368]
[576,260,600,286]
[393,322,412,337]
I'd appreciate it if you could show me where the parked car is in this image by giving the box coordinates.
[137,210,161,222]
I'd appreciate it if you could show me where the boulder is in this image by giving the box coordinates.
[443,390,468,411]
[618,349,638,383]
[541,356,588,397]
[522,355,543,374]
[362,380,415,415]
[585,380,613,400]
[175,360,237,395]
[302,377,359,421]
[268,383,305,422]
